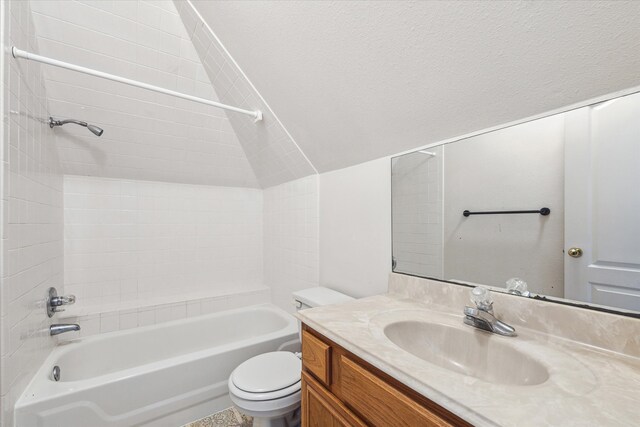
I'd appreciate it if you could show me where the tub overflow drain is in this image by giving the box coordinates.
[52,365,60,381]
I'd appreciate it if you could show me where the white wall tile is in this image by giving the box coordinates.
[119,310,139,330]
[80,316,100,337]
[138,309,156,327]
[264,175,320,312]
[392,147,443,278]
[186,300,201,317]
[28,0,261,188]
[200,296,228,314]
[0,1,64,425]
[100,312,119,333]
[64,175,264,310]
[56,287,272,343]
[155,304,174,324]
[170,303,187,321]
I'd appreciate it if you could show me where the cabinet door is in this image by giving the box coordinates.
[302,372,366,427]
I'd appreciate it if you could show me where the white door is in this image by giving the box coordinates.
[564,93,640,311]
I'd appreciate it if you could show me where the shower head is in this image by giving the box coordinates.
[86,124,104,137]
[49,117,104,137]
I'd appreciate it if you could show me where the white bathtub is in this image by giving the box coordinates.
[15,304,298,427]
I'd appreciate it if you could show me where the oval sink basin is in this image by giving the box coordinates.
[384,321,549,386]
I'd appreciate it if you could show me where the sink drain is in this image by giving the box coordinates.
[52,365,60,381]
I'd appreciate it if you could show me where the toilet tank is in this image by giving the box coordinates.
[292,287,353,311]
[280,287,353,351]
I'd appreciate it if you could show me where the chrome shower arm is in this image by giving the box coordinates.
[48,116,103,136]
[49,118,87,128]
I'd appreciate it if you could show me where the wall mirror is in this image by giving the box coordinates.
[391,90,640,315]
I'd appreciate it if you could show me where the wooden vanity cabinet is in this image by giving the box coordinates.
[301,325,472,427]
[302,371,367,427]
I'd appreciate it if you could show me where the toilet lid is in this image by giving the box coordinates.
[232,352,301,393]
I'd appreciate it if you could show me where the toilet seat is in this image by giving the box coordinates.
[229,352,302,401]
[229,377,301,401]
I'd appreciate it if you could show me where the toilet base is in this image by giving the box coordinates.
[229,387,301,422]
[251,407,300,427]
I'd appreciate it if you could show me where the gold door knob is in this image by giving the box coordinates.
[568,247,583,258]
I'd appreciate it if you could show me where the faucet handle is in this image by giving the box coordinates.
[506,277,529,296]
[60,295,76,305]
[51,294,76,307]
[46,287,77,318]
[470,286,493,311]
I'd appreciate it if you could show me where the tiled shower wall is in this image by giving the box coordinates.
[0,1,321,420]
[63,175,265,312]
[58,174,320,338]
[29,0,261,189]
[0,1,64,425]
[391,147,443,278]
[264,175,319,313]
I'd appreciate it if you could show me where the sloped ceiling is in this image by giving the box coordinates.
[190,0,640,172]
[28,0,314,188]
[175,1,317,188]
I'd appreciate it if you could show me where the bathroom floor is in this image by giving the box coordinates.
[182,407,252,427]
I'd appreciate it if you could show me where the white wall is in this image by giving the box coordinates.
[264,175,319,313]
[0,1,64,424]
[64,176,264,311]
[319,158,391,298]
[443,115,565,296]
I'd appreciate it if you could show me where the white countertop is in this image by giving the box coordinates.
[297,276,640,427]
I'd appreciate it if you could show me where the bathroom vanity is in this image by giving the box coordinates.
[297,274,640,427]
[300,326,470,426]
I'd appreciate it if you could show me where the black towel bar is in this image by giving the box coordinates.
[463,207,550,217]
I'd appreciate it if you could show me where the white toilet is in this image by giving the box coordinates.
[228,287,353,427]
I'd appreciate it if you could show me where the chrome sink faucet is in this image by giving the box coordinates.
[463,286,516,337]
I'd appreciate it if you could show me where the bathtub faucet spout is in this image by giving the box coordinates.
[50,324,80,336]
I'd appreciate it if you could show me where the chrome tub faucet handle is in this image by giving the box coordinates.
[46,287,76,317]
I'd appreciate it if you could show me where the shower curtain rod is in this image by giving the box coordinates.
[11,47,263,122]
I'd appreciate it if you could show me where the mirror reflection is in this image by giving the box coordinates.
[392,91,640,313]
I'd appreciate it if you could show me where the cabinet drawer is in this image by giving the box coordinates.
[340,356,454,427]
[302,330,331,385]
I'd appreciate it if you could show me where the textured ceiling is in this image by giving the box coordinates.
[190,0,640,172]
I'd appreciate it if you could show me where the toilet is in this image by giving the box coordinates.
[228,287,353,427]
